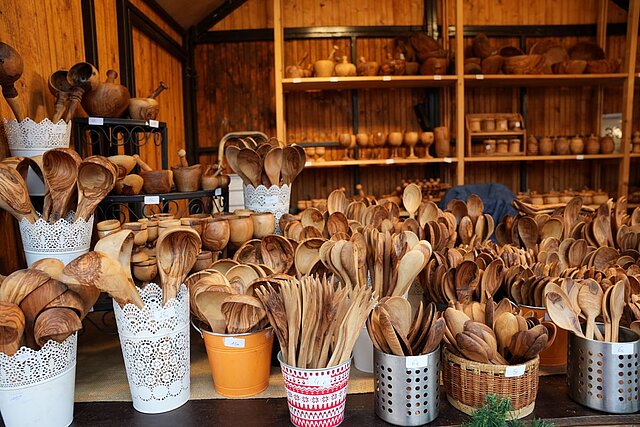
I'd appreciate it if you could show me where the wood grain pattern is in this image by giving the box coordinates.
[129,0,183,45]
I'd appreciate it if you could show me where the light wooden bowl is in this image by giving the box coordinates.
[251,212,275,239]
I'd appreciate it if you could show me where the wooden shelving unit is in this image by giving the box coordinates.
[272,0,640,199]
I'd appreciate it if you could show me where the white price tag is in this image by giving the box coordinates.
[504,365,526,378]
[329,77,339,82]
[306,375,331,387]
[382,76,392,81]
[475,74,484,80]
[148,119,159,128]
[434,75,442,81]
[576,155,584,160]
[144,195,160,205]
[385,159,394,164]
[406,354,430,369]
[223,337,246,348]
[292,78,302,83]
[214,188,222,196]
[612,342,635,355]
[88,117,104,125]
[443,157,453,163]
[153,307,176,322]
[304,161,312,167]
[265,195,279,205]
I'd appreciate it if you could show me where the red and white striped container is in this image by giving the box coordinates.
[278,352,351,427]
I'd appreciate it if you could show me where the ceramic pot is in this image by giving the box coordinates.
[539,137,554,155]
[569,135,584,154]
[600,135,615,154]
[585,134,600,154]
[554,137,569,155]
[527,136,539,155]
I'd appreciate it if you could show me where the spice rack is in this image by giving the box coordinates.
[465,113,527,157]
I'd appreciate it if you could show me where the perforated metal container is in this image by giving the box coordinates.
[374,347,440,426]
[567,323,640,414]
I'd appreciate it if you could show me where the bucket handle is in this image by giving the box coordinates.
[191,320,204,338]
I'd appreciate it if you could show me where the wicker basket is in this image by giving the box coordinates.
[442,348,539,419]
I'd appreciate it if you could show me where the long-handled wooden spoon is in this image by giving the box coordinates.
[0,42,24,121]
[263,146,283,187]
[0,163,37,223]
[545,291,584,337]
[610,281,625,343]
[42,148,82,222]
[577,279,603,340]
[76,156,117,221]
[48,70,72,122]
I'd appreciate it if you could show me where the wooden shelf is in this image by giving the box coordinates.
[630,153,640,158]
[303,157,457,168]
[282,75,457,91]
[469,131,525,137]
[465,154,624,162]
[464,73,627,87]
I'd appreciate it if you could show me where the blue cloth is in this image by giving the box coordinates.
[439,183,517,225]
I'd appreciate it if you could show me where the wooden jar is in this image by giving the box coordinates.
[509,139,520,153]
[496,139,509,154]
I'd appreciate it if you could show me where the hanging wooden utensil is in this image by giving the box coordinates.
[0,42,24,121]
[42,148,82,222]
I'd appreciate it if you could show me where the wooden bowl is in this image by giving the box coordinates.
[251,212,275,239]
[154,213,175,220]
[181,217,203,236]
[481,55,504,74]
[503,55,548,74]
[140,170,172,194]
[132,257,158,282]
[227,215,254,250]
[568,41,606,61]
[201,217,230,252]
[585,59,620,74]
[552,59,587,74]
[420,56,448,75]
[108,155,136,178]
[122,222,148,246]
[233,209,254,218]
[158,219,181,238]
[114,174,144,195]
[192,250,213,273]
[171,164,201,192]
[143,218,159,243]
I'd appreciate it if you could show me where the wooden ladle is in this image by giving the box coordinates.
[42,148,82,222]
[577,279,603,340]
[48,70,72,122]
[0,163,37,223]
[402,183,421,220]
[65,62,100,122]
[0,41,24,121]
[263,146,283,187]
[156,227,202,304]
[0,301,25,355]
[76,156,117,221]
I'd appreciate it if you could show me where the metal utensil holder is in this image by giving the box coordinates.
[374,347,440,426]
[567,323,640,414]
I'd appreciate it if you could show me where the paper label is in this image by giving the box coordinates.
[434,75,442,80]
[406,354,430,369]
[223,337,246,348]
[385,159,394,164]
[475,74,484,80]
[148,119,159,128]
[576,154,584,160]
[612,342,635,355]
[152,306,176,322]
[504,365,526,377]
[306,375,331,387]
[214,188,222,196]
[144,195,160,205]
[443,157,453,163]
[329,77,339,82]
[382,76,392,81]
[88,117,104,125]
[304,161,312,167]
[292,78,302,83]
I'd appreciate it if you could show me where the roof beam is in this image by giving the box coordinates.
[193,0,249,40]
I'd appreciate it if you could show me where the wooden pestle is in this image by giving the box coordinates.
[133,154,153,172]
[148,81,168,99]
[177,149,189,167]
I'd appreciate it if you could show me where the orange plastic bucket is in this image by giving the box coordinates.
[520,305,568,367]
[199,326,274,397]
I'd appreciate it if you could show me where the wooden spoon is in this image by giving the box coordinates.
[220,294,266,334]
[263,146,283,187]
[545,291,584,337]
[610,280,625,342]
[281,146,303,185]
[391,250,427,297]
[377,306,405,356]
[402,184,421,220]
[76,156,117,221]
[0,301,25,355]
[225,145,251,185]
[34,307,81,347]
[467,194,484,225]
[494,311,520,354]
[0,163,37,223]
[197,291,230,333]
[42,148,82,222]
[237,148,262,187]
[0,42,24,121]
[156,227,202,304]
[577,279,603,340]
[602,285,613,342]
[327,189,349,215]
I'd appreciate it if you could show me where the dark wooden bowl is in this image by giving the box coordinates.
[140,170,172,194]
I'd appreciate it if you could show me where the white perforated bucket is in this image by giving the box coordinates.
[19,213,93,266]
[243,184,291,234]
[113,283,190,413]
[0,334,77,427]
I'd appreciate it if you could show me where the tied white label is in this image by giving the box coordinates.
[612,342,635,355]
[504,365,526,378]
[385,159,394,164]
[153,306,176,322]
[265,195,279,205]
[144,195,160,205]
[148,119,159,128]
[214,188,222,196]
[223,337,246,348]
[329,77,339,82]
[88,117,104,125]
[443,157,453,163]
[304,161,312,167]
[434,75,442,80]
[406,354,430,369]
[576,154,585,160]
[292,78,302,83]
[306,375,331,387]
[382,76,392,81]
[475,74,485,80]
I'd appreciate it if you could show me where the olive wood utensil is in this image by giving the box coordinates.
[48,70,73,122]
[42,148,82,222]
[402,184,421,220]
[34,307,82,347]
[0,42,24,121]
[156,227,201,304]
[0,301,25,355]
[577,279,603,340]
[220,294,266,334]
[76,156,117,221]
[19,278,67,348]
[610,281,625,343]
[264,147,283,187]
[602,285,613,342]
[0,269,50,305]
[377,306,404,356]
[0,163,37,223]
[392,250,427,297]
[545,291,584,337]
[281,146,303,185]
[237,148,262,187]
[225,146,251,185]
[65,62,100,122]
[197,291,230,333]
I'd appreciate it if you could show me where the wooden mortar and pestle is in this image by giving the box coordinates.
[0,41,24,121]
[133,154,173,194]
[81,69,131,118]
[202,165,230,191]
[66,62,101,121]
[285,52,309,78]
[313,45,339,77]
[48,70,73,122]
[128,81,168,120]
[171,149,201,192]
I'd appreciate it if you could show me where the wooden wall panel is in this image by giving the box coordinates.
[0,0,86,274]
[212,0,274,30]
[95,0,120,75]
[131,27,185,170]
[195,42,276,165]
[129,0,183,45]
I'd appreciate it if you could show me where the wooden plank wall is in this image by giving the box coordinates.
[0,0,86,274]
